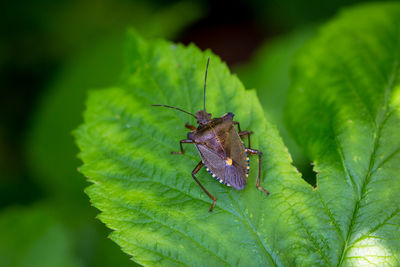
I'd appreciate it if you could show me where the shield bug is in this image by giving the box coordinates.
[153,58,269,212]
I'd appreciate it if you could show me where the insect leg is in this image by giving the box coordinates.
[171,139,193,154]
[246,148,270,195]
[233,121,242,132]
[192,161,217,212]
[185,123,197,131]
[234,121,254,147]
[238,131,254,148]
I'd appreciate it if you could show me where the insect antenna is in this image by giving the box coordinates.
[203,57,210,111]
[152,104,196,119]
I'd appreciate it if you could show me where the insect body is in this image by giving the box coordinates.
[153,58,269,212]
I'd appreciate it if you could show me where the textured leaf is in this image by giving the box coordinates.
[75,3,400,266]
[286,3,400,266]
[75,31,311,266]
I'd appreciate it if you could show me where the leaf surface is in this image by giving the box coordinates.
[286,3,400,266]
[75,31,316,266]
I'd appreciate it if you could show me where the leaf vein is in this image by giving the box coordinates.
[337,33,400,266]
[106,196,231,266]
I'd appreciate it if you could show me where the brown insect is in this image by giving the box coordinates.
[153,58,269,211]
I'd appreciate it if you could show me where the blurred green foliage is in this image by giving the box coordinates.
[0,204,82,267]
[249,0,368,31]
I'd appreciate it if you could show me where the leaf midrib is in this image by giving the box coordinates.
[140,64,280,265]
[211,65,279,265]
[226,189,279,266]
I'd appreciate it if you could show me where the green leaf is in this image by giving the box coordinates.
[75,31,311,266]
[0,204,82,267]
[286,2,400,266]
[75,3,400,265]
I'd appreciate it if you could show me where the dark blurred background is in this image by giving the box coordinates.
[0,0,370,266]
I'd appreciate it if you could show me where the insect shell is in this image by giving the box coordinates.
[153,58,269,212]
[188,110,250,190]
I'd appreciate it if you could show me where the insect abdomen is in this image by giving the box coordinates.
[205,166,231,186]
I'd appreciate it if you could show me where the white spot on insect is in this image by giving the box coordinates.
[225,157,233,166]
[212,174,216,178]
[247,166,250,170]
[227,183,231,186]
[219,180,223,183]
